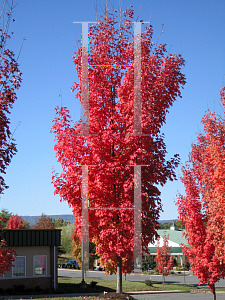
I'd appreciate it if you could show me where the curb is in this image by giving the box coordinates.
[3,290,225,299]
[1,293,102,300]
[0,290,191,299]
[127,290,190,295]
[58,269,194,277]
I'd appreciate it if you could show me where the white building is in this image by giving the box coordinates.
[147,223,188,266]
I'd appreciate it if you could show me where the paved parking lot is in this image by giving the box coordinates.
[132,292,225,300]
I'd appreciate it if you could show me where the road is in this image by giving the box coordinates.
[58,269,225,299]
[58,268,225,289]
[132,292,225,300]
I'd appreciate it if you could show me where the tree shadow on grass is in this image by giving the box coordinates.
[57,282,115,294]
[151,280,182,285]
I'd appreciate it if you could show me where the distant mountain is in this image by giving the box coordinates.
[21,214,75,226]
[21,214,176,227]
[158,219,178,224]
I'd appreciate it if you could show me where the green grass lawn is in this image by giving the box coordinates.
[21,277,225,300]
[5,275,225,300]
[58,276,196,293]
[31,277,199,300]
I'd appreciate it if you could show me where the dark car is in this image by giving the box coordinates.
[94,265,105,271]
[61,260,79,269]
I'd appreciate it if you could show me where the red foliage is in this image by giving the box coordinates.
[0,239,16,276]
[6,214,27,229]
[31,213,56,229]
[0,217,16,276]
[52,8,185,276]
[176,87,225,295]
[155,233,173,281]
[0,1,22,193]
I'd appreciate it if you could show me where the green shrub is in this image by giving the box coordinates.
[142,256,156,271]
[185,261,190,270]
[34,285,41,292]
[145,280,153,286]
[13,284,25,292]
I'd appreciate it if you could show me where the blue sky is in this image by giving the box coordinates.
[0,0,224,220]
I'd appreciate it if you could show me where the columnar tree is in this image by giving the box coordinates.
[0,0,22,193]
[60,223,75,253]
[155,233,173,283]
[0,216,16,276]
[52,6,185,293]
[176,87,225,300]
[0,0,22,274]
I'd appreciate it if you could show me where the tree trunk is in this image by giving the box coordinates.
[116,254,122,293]
[212,284,216,300]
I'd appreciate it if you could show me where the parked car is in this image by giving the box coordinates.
[61,260,79,269]
[94,265,105,271]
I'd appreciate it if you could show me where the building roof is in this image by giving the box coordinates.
[1,229,61,247]
[148,229,187,255]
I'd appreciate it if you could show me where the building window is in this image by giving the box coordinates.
[13,256,26,277]
[34,255,47,276]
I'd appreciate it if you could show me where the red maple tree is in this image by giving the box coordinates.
[31,213,56,229]
[6,214,28,229]
[176,87,225,300]
[155,233,173,283]
[0,0,22,194]
[52,6,185,292]
[0,216,16,276]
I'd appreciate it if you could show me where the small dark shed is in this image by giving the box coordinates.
[0,229,61,291]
